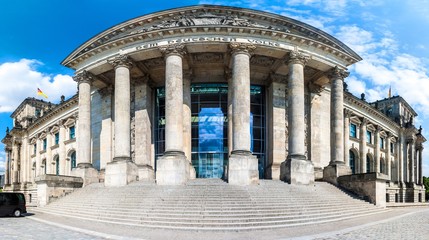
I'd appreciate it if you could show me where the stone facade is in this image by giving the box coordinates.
[1,5,425,205]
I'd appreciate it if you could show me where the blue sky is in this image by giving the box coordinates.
[1,0,429,176]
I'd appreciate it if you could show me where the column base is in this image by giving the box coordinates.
[71,164,99,186]
[156,151,189,185]
[137,164,155,181]
[323,162,352,185]
[280,155,314,185]
[105,158,138,187]
[228,151,259,186]
[189,162,196,180]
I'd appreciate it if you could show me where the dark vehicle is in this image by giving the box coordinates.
[0,193,27,217]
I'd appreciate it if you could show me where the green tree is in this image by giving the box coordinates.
[423,176,429,201]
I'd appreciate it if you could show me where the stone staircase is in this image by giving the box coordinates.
[34,179,388,231]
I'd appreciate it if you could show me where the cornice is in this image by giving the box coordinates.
[344,92,400,133]
[27,95,79,131]
[61,5,361,69]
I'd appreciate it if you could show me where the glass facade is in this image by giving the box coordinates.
[154,83,266,179]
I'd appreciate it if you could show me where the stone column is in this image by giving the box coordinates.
[59,122,66,175]
[418,147,423,185]
[156,44,189,185]
[134,76,155,180]
[398,133,404,183]
[46,131,52,174]
[324,66,351,184]
[226,69,233,157]
[281,51,314,185]
[360,118,368,173]
[12,143,19,184]
[344,109,352,167]
[183,70,195,179]
[71,71,99,186]
[5,149,11,185]
[98,86,113,174]
[105,55,138,186]
[386,133,392,178]
[268,75,287,180]
[374,126,381,173]
[227,42,259,186]
[409,138,415,183]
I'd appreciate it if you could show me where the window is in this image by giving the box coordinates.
[54,132,59,145]
[43,138,47,151]
[70,151,76,170]
[380,137,384,149]
[366,130,372,144]
[380,158,385,174]
[55,156,60,175]
[69,126,75,139]
[350,123,357,138]
[366,155,371,173]
[33,144,37,155]
[390,142,394,153]
[349,150,356,174]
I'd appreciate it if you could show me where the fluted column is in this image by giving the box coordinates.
[73,71,93,167]
[105,55,139,186]
[374,126,381,173]
[281,51,314,185]
[110,55,133,160]
[344,109,352,167]
[227,43,259,185]
[324,66,351,184]
[386,133,392,178]
[155,44,189,185]
[360,118,368,173]
[71,70,99,186]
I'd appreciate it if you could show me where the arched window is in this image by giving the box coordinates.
[366,154,371,173]
[42,159,47,174]
[54,155,60,175]
[70,151,76,170]
[349,150,356,174]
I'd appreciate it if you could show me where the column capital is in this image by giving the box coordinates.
[375,125,382,133]
[229,42,256,57]
[360,117,369,126]
[159,44,187,58]
[108,55,134,69]
[286,51,310,66]
[344,108,353,118]
[328,66,350,81]
[73,70,94,85]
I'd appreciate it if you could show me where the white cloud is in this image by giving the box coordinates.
[0,59,76,113]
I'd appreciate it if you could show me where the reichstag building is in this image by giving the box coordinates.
[2,5,425,206]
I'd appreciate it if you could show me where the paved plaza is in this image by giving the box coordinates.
[0,207,428,239]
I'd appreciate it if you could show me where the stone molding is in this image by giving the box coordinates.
[229,42,256,57]
[286,51,309,66]
[159,44,187,58]
[328,66,350,81]
[108,55,134,69]
[73,70,94,85]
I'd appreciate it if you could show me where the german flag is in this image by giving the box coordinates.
[37,88,48,99]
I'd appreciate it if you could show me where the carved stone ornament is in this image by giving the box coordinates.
[159,44,187,58]
[73,70,94,84]
[328,66,350,80]
[128,12,290,36]
[287,51,310,66]
[108,55,134,69]
[344,109,353,118]
[229,42,256,56]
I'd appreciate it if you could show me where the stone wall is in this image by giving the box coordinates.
[35,174,83,206]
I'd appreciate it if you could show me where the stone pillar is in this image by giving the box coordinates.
[398,133,404,183]
[5,149,11,185]
[409,138,415,183]
[46,131,52,174]
[281,51,314,185]
[99,86,113,173]
[12,143,19,184]
[374,126,381,173]
[418,147,423,185]
[134,76,155,181]
[268,76,287,180]
[360,118,368,173]
[105,55,138,186]
[386,133,392,179]
[344,109,352,167]
[59,122,66,175]
[324,66,351,184]
[156,44,189,185]
[183,70,196,179]
[226,69,233,157]
[71,71,99,186]
[227,43,259,186]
